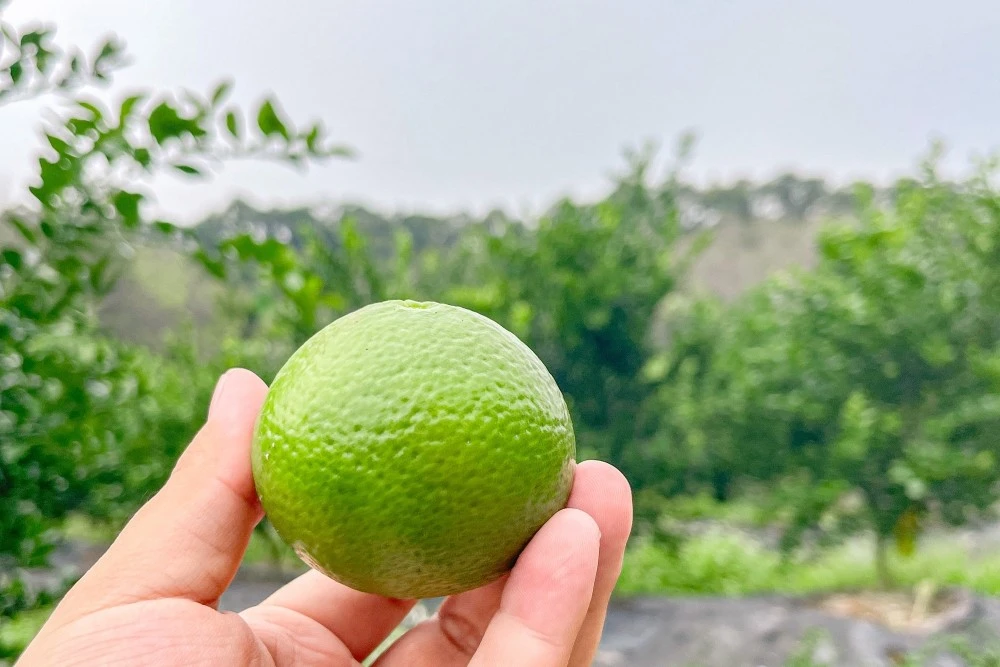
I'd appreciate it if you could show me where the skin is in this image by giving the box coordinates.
[18,368,633,667]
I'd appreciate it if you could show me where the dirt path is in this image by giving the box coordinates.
[15,541,1000,666]
[219,569,1000,666]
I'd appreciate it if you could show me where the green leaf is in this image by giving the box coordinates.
[210,80,232,106]
[1,248,23,269]
[19,30,43,49]
[225,110,240,139]
[257,99,290,140]
[119,94,145,122]
[46,134,70,156]
[153,221,177,235]
[35,157,75,204]
[148,101,206,145]
[66,116,97,136]
[920,335,956,368]
[89,255,111,292]
[892,263,926,289]
[225,233,260,260]
[172,163,202,177]
[93,38,123,75]
[112,191,144,228]
[193,249,226,279]
[257,238,288,263]
[8,216,36,243]
[9,61,22,84]
[133,147,152,169]
[77,100,104,122]
[305,124,321,153]
[34,43,52,73]
[148,102,182,144]
[641,354,670,383]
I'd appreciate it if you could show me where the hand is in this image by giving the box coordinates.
[18,369,633,666]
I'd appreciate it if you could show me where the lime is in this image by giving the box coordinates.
[251,300,576,598]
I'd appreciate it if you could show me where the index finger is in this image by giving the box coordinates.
[51,369,268,622]
[470,508,600,667]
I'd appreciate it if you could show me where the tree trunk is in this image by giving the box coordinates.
[875,533,893,589]
[710,468,731,502]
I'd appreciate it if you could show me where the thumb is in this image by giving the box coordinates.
[53,369,269,621]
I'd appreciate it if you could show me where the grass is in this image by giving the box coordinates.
[618,527,1000,597]
[639,490,774,527]
[0,605,54,663]
[61,514,121,543]
[54,514,1000,598]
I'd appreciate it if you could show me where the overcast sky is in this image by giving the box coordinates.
[2,0,999,222]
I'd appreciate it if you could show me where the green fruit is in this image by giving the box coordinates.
[251,300,576,598]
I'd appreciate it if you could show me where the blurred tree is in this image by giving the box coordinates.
[702,180,755,226]
[764,173,828,221]
[195,215,398,357]
[824,184,865,216]
[654,166,1000,585]
[437,148,704,481]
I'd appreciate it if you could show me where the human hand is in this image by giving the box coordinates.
[18,369,632,666]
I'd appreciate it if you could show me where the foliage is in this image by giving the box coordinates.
[0,602,54,663]
[434,146,698,471]
[0,8,125,106]
[0,3,345,639]
[193,214,398,359]
[649,165,1000,584]
[618,528,1000,598]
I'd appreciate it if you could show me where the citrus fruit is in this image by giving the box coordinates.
[251,299,576,598]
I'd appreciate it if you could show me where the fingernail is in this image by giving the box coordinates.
[209,370,232,418]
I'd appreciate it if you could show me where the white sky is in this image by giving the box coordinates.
[2,0,999,222]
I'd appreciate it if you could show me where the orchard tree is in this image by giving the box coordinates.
[701,180,755,226]
[764,173,827,221]
[659,168,1000,585]
[437,147,703,479]
[192,213,400,361]
[0,1,345,633]
[630,292,728,502]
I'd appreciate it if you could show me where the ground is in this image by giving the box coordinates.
[11,537,1000,666]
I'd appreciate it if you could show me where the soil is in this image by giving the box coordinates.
[814,586,974,634]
